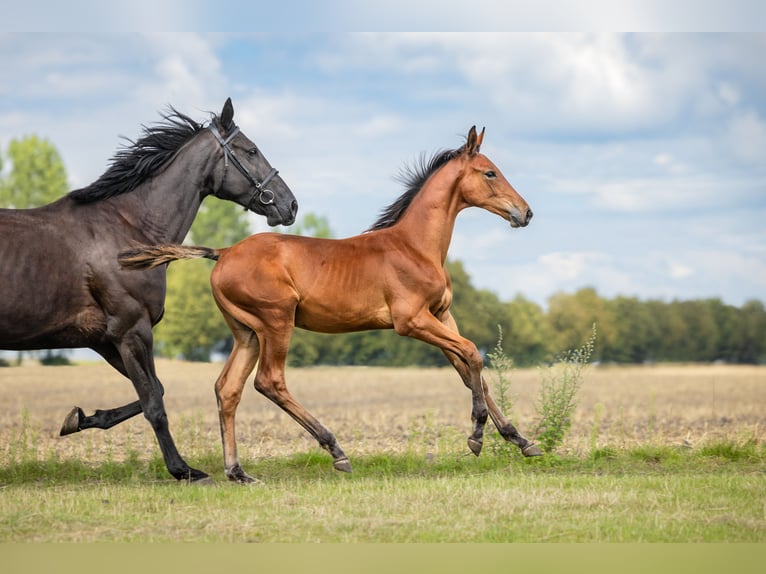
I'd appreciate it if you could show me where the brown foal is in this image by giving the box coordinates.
[120,126,541,483]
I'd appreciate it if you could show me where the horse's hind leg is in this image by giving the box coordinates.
[254,325,351,472]
[214,322,260,484]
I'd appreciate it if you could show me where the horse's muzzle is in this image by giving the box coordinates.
[509,207,533,228]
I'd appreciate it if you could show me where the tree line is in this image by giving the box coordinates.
[3,136,764,367]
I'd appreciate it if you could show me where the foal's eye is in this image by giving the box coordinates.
[484,170,496,179]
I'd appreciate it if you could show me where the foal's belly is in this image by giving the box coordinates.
[294,300,394,334]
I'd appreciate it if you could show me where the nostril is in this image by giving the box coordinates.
[291,200,298,215]
[526,209,534,224]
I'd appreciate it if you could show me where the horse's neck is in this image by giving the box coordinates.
[396,163,465,265]
[113,138,218,244]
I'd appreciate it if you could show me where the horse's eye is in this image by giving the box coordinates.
[484,170,496,179]
[248,148,258,157]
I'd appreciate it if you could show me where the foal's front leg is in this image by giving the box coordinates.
[440,313,541,457]
[393,308,489,456]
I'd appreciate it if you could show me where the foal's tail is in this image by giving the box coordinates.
[118,244,220,271]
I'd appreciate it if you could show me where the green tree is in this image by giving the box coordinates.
[189,197,252,247]
[153,259,233,361]
[504,294,552,366]
[737,300,766,364]
[603,296,661,364]
[0,135,67,208]
[154,199,252,361]
[291,213,333,238]
[546,287,616,361]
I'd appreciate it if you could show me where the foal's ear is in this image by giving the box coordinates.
[465,125,485,155]
[220,97,235,131]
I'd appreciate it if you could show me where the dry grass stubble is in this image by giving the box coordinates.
[1,360,763,472]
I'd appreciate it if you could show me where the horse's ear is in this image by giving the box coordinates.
[220,98,234,130]
[465,125,480,155]
[476,127,485,150]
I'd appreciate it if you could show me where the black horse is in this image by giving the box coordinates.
[0,98,298,482]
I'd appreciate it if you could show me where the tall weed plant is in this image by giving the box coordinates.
[486,326,515,455]
[486,324,597,456]
[534,324,597,453]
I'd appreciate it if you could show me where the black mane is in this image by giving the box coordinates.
[68,107,209,203]
[366,146,463,232]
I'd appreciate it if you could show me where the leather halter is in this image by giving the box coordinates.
[208,123,279,211]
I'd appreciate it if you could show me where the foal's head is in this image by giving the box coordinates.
[457,126,533,228]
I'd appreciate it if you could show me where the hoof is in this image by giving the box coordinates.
[59,406,83,436]
[227,465,263,485]
[180,468,212,484]
[467,437,483,457]
[522,444,543,457]
[333,457,352,473]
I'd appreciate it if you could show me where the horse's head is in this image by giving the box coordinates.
[207,98,298,226]
[458,126,532,229]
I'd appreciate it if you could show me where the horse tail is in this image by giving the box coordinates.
[118,244,220,271]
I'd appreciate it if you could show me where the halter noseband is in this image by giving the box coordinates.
[207,123,279,211]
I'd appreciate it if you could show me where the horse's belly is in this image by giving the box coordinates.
[294,302,393,333]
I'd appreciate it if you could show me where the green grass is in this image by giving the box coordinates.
[2,443,764,542]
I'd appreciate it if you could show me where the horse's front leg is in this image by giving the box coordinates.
[59,344,145,436]
[440,312,541,457]
[115,323,209,482]
[393,308,489,456]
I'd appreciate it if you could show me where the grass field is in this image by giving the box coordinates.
[1,360,764,542]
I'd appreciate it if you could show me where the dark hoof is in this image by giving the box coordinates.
[467,437,483,457]
[59,406,83,436]
[522,444,543,457]
[179,469,212,484]
[333,457,352,473]
[227,465,263,485]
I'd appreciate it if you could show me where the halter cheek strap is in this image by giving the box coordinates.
[208,123,279,211]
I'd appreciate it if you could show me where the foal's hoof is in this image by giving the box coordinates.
[467,437,483,457]
[227,465,263,485]
[59,406,84,436]
[333,457,352,473]
[522,444,543,457]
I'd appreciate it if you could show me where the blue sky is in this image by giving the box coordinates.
[1,32,765,308]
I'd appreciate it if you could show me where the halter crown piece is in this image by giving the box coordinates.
[208,123,279,211]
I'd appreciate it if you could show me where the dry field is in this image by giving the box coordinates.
[1,360,764,469]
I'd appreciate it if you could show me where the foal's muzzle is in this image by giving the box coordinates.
[509,207,533,228]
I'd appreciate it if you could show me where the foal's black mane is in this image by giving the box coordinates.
[68,108,211,203]
[367,146,464,232]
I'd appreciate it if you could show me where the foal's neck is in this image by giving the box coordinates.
[396,161,465,265]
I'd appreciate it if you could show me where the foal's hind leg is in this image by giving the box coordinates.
[254,323,351,472]
[440,313,541,457]
[214,323,261,484]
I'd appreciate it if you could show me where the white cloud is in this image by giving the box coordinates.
[2,33,764,311]
[725,109,766,167]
